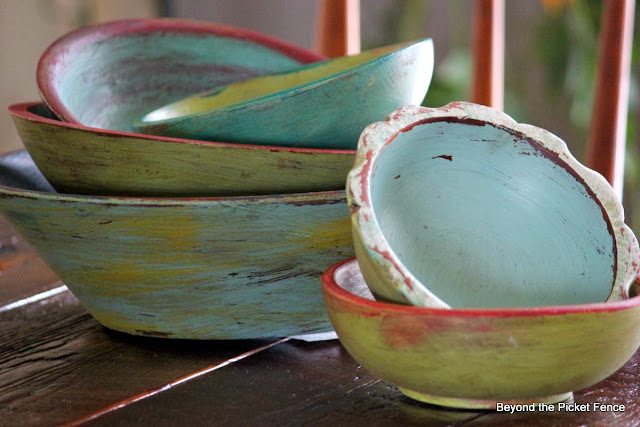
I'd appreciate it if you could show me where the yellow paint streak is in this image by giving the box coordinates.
[113,213,199,252]
[300,217,352,251]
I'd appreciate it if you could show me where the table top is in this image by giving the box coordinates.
[1,215,639,426]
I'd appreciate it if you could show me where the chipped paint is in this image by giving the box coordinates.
[346,102,639,309]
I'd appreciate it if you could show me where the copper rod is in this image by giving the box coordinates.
[471,0,505,110]
[314,0,361,57]
[586,0,635,198]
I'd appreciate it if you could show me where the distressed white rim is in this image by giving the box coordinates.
[346,102,640,308]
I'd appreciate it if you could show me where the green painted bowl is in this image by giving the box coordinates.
[135,39,434,150]
[9,102,355,197]
[0,150,354,339]
[323,258,640,409]
[37,18,325,132]
[347,102,640,309]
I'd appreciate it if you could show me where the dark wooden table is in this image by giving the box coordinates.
[1,215,639,426]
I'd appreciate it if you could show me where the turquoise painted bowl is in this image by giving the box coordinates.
[37,18,325,132]
[0,150,353,339]
[135,39,434,150]
[322,258,640,409]
[347,102,640,308]
[9,102,355,197]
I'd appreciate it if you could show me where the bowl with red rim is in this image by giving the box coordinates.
[322,258,640,409]
[37,18,325,132]
[9,102,355,197]
[346,102,640,309]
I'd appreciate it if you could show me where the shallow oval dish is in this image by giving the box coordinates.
[0,151,353,339]
[135,39,434,150]
[347,102,640,308]
[37,18,325,131]
[9,102,355,197]
[323,258,640,409]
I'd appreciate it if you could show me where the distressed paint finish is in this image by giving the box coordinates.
[37,18,326,132]
[0,151,354,339]
[323,259,640,408]
[346,102,640,309]
[10,103,355,197]
[136,39,434,150]
[141,42,419,120]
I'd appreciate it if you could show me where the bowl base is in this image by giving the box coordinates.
[397,388,574,410]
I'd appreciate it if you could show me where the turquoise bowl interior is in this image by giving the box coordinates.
[37,18,325,132]
[371,118,617,308]
[348,103,639,309]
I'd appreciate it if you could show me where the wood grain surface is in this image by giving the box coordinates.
[0,288,278,426]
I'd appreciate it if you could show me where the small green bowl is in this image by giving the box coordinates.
[323,258,640,409]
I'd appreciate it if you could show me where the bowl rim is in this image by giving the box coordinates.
[36,17,327,127]
[346,102,640,308]
[0,148,347,207]
[9,102,356,156]
[323,258,640,317]
[137,38,434,127]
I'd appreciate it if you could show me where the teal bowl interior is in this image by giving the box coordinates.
[37,18,325,131]
[370,117,618,308]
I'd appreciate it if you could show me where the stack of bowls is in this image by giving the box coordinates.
[2,19,435,340]
[322,102,640,408]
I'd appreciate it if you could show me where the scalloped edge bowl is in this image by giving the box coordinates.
[347,102,640,308]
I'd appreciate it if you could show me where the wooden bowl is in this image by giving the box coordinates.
[323,258,640,409]
[37,18,325,132]
[9,102,355,197]
[0,150,354,339]
[135,39,434,150]
[347,102,640,308]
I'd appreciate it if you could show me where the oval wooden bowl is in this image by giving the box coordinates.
[323,258,640,409]
[37,18,325,132]
[347,102,640,308]
[9,102,355,197]
[0,151,354,339]
[135,39,434,150]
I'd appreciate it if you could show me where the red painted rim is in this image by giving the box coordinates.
[8,102,355,156]
[36,18,327,126]
[322,258,640,317]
